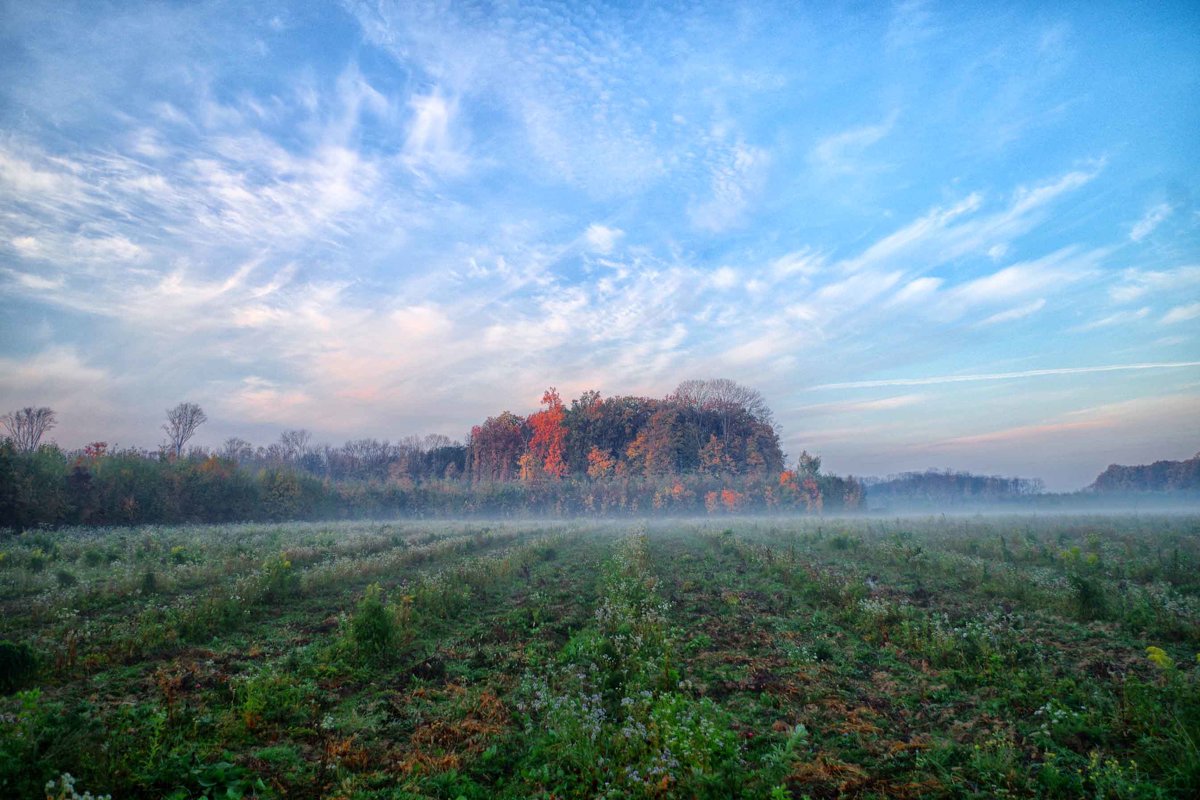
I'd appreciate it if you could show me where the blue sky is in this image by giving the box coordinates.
[1,0,1197,489]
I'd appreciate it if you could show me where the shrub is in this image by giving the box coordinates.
[26,549,47,573]
[260,552,298,601]
[350,583,400,663]
[139,568,158,595]
[1069,573,1109,621]
[236,671,312,731]
[0,640,39,693]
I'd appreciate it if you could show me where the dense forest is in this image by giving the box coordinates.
[1090,453,1200,493]
[863,470,1045,509]
[0,380,864,530]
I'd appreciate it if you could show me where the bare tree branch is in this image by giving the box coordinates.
[163,402,207,457]
[1,407,57,452]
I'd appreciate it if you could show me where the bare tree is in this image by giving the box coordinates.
[673,378,776,441]
[163,402,207,457]
[1,406,57,452]
[278,429,312,462]
[221,436,253,462]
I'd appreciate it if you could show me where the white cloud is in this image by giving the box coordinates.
[11,236,40,256]
[710,266,739,290]
[584,224,624,254]
[1072,307,1150,332]
[1130,202,1173,242]
[946,247,1095,310]
[0,150,84,202]
[977,297,1045,326]
[810,113,897,175]
[1109,266,1200,303]
[689,141,769,232]
[1162,303,1200,325]
[770,248,825,279]
[837,165,1102,281]
[889,276,942,305]
[0,347,117,444]
[841,193,982,274]
[74,235,146,262]
[812,361,1200,390]
[402,90,469,177]
[10,271,65,291]
[886,0,936,53]
[797,394,925,415]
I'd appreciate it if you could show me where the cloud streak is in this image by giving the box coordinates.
[812,362,1200,390]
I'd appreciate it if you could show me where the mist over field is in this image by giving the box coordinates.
[1,2,1199,798]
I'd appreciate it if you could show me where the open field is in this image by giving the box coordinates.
[2,515,1198,799]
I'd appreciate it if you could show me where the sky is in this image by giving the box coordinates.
[0,0,1198,490]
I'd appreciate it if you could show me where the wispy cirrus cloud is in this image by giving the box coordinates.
[809,113,898,176]
[1072,307,1150,332]
[1129,202,1174,241]
[1162,303,1200,325]
[795,394,925,415]
[977,298,1046,326]
[812,361,1200,390]
[1109,266,1200,303]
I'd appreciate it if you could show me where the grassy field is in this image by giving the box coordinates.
[1,515,1198,799]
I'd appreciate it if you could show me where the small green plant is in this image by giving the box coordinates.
[236,670,312,731]
[44,772,111,800]
[1146,645,1175,671]
[349,583,401,663]
[27,548,47,573]
[166,759,267,800]
[259,552,298,601]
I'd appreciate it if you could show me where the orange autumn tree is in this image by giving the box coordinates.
[586,445,616,479]
[524,388,568,480]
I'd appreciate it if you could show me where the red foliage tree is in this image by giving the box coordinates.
[526,388,568,480]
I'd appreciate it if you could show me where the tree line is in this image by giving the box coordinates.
[862,469,1045,509]
[1090,453,1200,493]
[0,380,867,530]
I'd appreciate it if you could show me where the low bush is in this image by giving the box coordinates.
[0,641,38,694]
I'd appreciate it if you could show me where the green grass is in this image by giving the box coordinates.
[1,515,1198,798]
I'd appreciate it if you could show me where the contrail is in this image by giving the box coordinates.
[812,361,1200,390]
